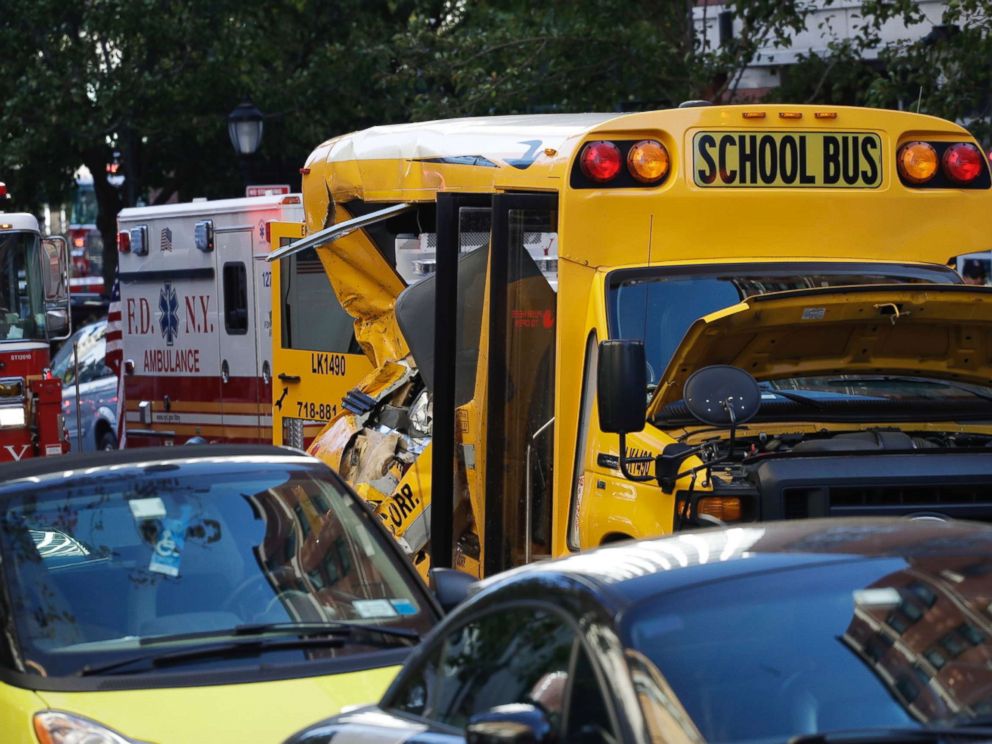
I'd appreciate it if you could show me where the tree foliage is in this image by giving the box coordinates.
[772,1,992,144]
[2,0,990,288]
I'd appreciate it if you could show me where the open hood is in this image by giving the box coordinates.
[647,284,992,417]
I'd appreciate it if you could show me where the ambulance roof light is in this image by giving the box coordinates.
[194,220,214,252]
[117,230,131,254]
[130,226,148,256]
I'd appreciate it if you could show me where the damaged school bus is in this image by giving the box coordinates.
[270,105,992,579]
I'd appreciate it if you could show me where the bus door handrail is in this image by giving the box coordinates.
[524,416,555,564]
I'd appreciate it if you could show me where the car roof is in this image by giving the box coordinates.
[473,518,992,609]
[0,444,316,485]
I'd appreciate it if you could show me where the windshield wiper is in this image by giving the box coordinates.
[79,623,418,677]
[939,715,992,730]
[789,724,992,744]
[824,376,992,404]
[78,636,346,677]
[761,388,825,409]
[139,621,419,647]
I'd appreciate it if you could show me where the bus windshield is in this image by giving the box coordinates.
[0,231,46,341]
[607,262,958,388]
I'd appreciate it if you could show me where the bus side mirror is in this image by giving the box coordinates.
[597,340,646,434]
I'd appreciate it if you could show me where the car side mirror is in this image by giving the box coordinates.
[597,340,646,434]
[466,704,554,744]
[429,567,475,614]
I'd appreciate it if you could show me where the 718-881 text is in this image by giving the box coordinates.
[296,401,336,420]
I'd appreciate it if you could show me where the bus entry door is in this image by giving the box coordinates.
[432,192,558,576]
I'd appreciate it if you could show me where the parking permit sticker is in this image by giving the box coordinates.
[353,599,399,618]
[390,599,418,616]
[129,497,167,520]
[801,307,826,320]
[149,506,191,577]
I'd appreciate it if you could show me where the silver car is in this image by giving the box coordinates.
[52,318,119,451]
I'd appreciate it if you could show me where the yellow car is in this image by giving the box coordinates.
[0,445,444,743]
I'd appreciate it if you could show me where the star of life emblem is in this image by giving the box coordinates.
[159,282,180,347]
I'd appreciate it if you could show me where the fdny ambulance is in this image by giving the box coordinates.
[0,188,72,461]
[117,194,304,446]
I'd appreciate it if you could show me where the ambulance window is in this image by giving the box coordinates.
[223,262,248,335]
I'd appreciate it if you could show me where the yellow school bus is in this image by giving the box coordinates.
[270,104,992,579]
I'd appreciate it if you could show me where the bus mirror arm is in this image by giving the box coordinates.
[620,397,742,488]
[665,398,742,487]
[618,432,655,483]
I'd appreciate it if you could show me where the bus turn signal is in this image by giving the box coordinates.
[628,140,670,183]
[697,496,743,523]
[897,141,938,184]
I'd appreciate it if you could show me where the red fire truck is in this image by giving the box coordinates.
[0,188,73,461]
[67,173,105,298]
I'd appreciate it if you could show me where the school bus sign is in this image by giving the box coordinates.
[693,131,882,188]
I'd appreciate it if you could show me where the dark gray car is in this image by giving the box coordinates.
[286,518,992,744]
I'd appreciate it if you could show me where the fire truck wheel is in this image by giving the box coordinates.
[98,430,118,451]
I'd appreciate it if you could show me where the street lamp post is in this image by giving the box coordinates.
[227,99,264,188]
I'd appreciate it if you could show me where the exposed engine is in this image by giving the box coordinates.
[680,428,992,523]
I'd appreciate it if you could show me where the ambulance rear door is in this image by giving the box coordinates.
[216,225,264,442]
[118,208,222,446]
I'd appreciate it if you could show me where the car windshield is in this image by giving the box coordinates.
[625,556,992,744]
[0,457,434,678]
[0,230,45,341]
[607,263,955,388]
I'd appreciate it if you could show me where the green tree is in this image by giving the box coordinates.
[771,1,992,144]
[383,0,819,119]
[0,0,835,293]
[0,0,417,288]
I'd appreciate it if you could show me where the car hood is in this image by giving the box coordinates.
[647,284,992,417]
[33,665,398,744]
